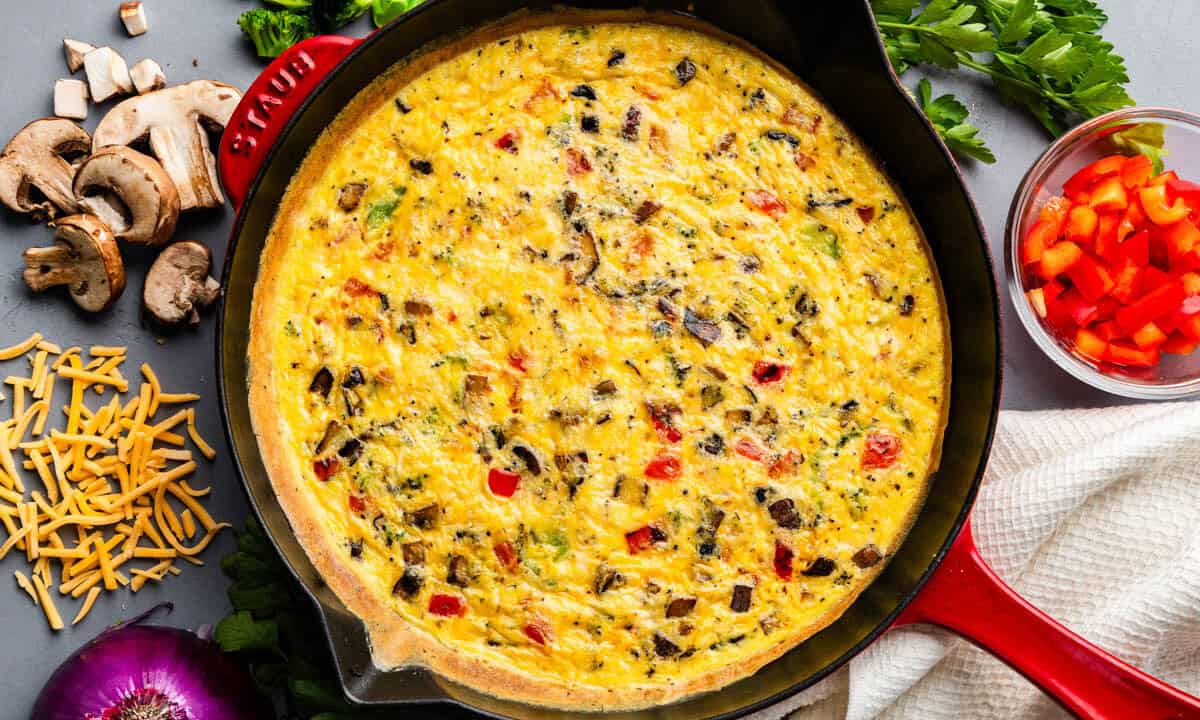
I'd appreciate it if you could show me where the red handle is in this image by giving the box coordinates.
[895,520,1200,719]
[217,35,362,212]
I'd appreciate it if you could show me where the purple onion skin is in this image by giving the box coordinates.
[32,623,270,720]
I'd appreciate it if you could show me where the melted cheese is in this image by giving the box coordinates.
[259,21,947,697]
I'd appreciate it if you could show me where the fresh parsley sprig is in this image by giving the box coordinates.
[873,0,1135,163]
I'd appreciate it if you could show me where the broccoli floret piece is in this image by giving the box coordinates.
[371,0,424,27]
[312,0,372,31]
[264,0,313,8]
[237,9,317,58]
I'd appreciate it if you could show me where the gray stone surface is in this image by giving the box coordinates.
[0,1,1192,717]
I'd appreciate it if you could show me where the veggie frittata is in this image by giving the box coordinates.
[249,12,949,710]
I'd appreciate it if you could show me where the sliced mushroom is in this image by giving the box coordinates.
[93,80,243,210]
[142,240,220,324]
[0,118,90,221]
[130,59,166,95]
[120,2,149,37]
[563,226,598,284]
[83,47,133,102]
[74,147,179,246]
[54,80,89,121]
[64,39,96,74]
[22,214,125,312]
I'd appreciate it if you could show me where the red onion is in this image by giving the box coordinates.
[33,604,269,720]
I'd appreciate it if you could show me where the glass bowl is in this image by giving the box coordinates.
[1006,107,1200,399]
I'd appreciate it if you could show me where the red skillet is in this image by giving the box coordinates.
[214,4,1200,718]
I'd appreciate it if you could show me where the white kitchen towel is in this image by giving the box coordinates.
[751,401,1200,720]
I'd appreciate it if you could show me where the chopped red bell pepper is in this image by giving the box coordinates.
[1140,185,1190,226]
[1089,176,1129,213]
[1121,154,1154,189]
[644,453,682,480]
[1148,170,1180,187]
[1023,221,1052,265]
[313,457,340,481]
[1180,272,1200,295]
[1093,321,1122,341]
[1094,212,1122,261]
[752,361,789,384]
[1178,313,1200,343]
[861,431,901,469]
[1064,204,1098,246]
[507,351,528,372]
[524,621,550,645]
[1065,254,1114,301]
[773,540,794,580]
[1063,155,1126,197]
[1162,332,1198,355]
[1163,219,1200,266]
[487,467,521,497]
[1131,322,1167,349]
[1138,265,1173,294]
[1166,177,1200,211]
[625,525,663,554]
[1105,342,1160,367]
[1117,195,1146,243]
[494,130,520,154]
[647,403,682,443]
[1037,196,1072,232]
[348,494,366,514]
[1036,241,1083,280]
[746,189,787,218]
[1075,328,1108,362]
[429,594,467,617]
[1058,288,1100,326]
[493,541,518,571]
[1115,281,1185,334]
[1109,262,1142,304]
[1118,228,1150,266]
[734,437,765,462]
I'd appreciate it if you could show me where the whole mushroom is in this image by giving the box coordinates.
[93,80,242,211]
[74,146,179,246]
[0,118,90,221]
[143,241,221,325]
[23,214,125,312]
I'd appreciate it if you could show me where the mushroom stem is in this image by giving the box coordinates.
[22,214,125,312]
[22,246,81,290]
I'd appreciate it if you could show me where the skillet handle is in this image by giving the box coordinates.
[894,520,1200,719]
[217,35,362,212]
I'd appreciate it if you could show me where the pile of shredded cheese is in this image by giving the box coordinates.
[0,332,227,630]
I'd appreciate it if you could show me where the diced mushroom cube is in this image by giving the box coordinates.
[84,47,133,102]
[120,1,149,36]
[63,39,96,73]
[129,59,165,94]
[54,80,89,120]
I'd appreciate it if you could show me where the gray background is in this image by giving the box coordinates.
[0,1,1194,717]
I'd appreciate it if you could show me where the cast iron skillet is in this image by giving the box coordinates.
[214,2,1200,717]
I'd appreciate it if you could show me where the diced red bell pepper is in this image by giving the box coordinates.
[1065,254,1114,301]
[1131,322,1168,349]
[494,130,520,154]
[1180,272,1200,295]
[773,540,794,580]
[1094,213,1122,261]
[1075,328,1108,362]
[429,594,467,617]
[493,541,518,571]
[348,494,366,514]
[1163,219,1200,267]
[1105,342,1160,367]
[746,189,786,218]
[507,351,528,372]
[487,467,521,497]
[1162,332,1198,355]
[1178,313,1200,343]
[1093,321,1122,341]
[1058,288,1100,326]
[1117,195,1146,243]
[1148,170,1180,187]
[1121,154,1154,189]
[644,453,682,480]
[1089,176,1129,213]
[1043,279,1066,299]
[313,457,340,481]
[524,621,550,645]
[1166,177,1200,211]
[625,525,662,554]
[1115,281,1185,334]
[861,431,901,469]
[1139,266,1173,294]
[1117,228,1150,267]
[1036,241,1083,280]
[1037,196,1072,232]
[1064,155,1126,197]
[752,361,789,384]
[1109,262,1142,304]
[734,437,765,462]
[1140,185,1190,226]
[1064,204,1098,246]
[1023,220,1052,265]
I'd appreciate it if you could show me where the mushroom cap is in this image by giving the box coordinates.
[0,118,90,221]
[74,146,180,246]
[23,214,125,312]
[93,80,243,210]
[143,240,221,325]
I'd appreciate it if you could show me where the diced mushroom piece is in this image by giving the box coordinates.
[64,39,96,74]
[683,308,722,346]
[404,299,433,316]
[447,555,469,587]
[730,584,753,612]
[338,182,367,211]
[666,596,696,618]
[563,227,599,284]
[84,47,133,102]
[0,118,90,221]
[120,2,149,36]
[593,564,620,595]
[852,544,884,568]
[512,444,541,475]
[634,200,662,224]
[142,241,220,324]
[768,498,803,529]
[22,214,125,312]
[653,633,681,657]
[54,80,89,121]
[401,542,427,565]
[593,379,617,397]
[129,59,165,95]
[309,367,334,398]
[93,80,243,210]
[393,566,423,598]
[802,557,836,577]
[74,146,179,246]
[409,503,439,530]
[465,374,491,395]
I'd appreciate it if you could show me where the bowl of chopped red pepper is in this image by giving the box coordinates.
[1008,107,1200,398]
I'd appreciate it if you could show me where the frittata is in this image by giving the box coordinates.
[249,11,949,711]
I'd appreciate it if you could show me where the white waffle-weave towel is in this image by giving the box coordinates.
[751,402,1200,720]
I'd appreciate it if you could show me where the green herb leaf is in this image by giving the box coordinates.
[998,0,1037,44]
[215,610,280,653]
[1110,123,1169,175]
[365,198,399,228]
[915,79,996,164]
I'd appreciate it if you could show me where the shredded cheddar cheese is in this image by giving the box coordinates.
[0,339,226,630]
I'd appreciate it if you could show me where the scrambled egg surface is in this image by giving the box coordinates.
[258,21,947,695]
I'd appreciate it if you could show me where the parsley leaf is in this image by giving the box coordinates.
[915,79,997,163]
